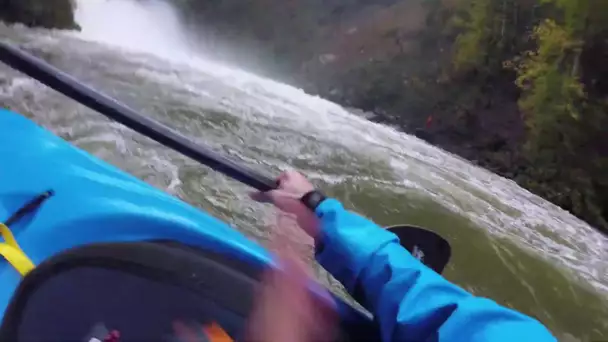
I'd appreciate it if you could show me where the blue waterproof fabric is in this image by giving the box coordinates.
[0,110,278,317]
[315,199,556,342]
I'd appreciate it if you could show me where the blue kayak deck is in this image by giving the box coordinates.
[0,109,274,315]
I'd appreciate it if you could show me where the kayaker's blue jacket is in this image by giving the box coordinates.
[314,199,556,342]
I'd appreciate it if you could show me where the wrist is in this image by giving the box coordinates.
[310,198,342,255]
[300,190,327,212]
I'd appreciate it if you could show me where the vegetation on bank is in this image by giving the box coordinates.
[171,0,608,233]
[0,0,78,30]
[375,0,608,232]
[435,0,608,232]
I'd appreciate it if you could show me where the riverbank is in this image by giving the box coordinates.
[171,0,608,234]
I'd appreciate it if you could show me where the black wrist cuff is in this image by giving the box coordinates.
[300,190,327,212]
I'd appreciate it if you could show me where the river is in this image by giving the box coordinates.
[0,0,607,340]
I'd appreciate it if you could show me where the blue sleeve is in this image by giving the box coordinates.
[314,199,556,342]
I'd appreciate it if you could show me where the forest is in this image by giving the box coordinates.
[415,0,608,234]
[2,0,608,233]
[436,0,608,234]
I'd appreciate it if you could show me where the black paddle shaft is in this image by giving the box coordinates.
[0,41,277,192]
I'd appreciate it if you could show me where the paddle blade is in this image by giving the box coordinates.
[386,225,451,274]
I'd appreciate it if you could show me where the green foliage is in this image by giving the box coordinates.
[510,6,608,231]
[514,20,585,150]
[451,0,536,76]
[540,0,589,34]
[452,0,496,73]
[428,0,608,231]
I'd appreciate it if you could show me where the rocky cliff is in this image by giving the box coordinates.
[0,0,77,30]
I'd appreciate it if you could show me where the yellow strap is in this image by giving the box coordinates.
[0,223,35,276]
